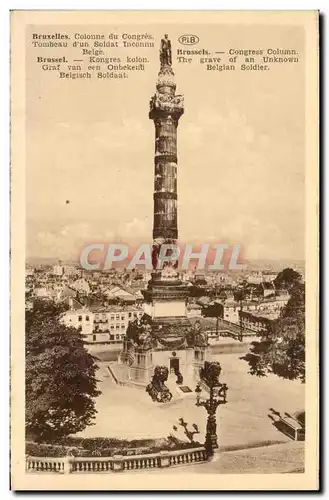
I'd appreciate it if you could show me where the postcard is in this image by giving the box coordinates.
[11,10,319,490]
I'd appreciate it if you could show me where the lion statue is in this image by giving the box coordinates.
[146,366,172,403]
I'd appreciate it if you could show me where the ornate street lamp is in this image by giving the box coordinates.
[195,361,228,457]
[236,283,247,342]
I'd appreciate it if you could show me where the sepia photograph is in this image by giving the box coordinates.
[10,10,319,490]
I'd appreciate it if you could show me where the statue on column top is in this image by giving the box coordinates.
[160,34,172,67]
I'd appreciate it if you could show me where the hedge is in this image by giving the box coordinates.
[26,436,201,458]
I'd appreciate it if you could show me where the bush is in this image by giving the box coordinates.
[26,442,80,457]
[26,436,202,457]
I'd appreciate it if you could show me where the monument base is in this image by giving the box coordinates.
[111,345,211,397]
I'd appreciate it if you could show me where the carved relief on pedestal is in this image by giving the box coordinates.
[123,316,156,352]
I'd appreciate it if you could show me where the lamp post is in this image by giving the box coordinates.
[237,282,247,342]
[195,362,228,457]
[239,299,243,342]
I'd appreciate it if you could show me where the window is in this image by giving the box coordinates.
[116,334,120,340]
[128,312,132,318]
[78,315,82,321]
[110,325,114,329]
[110,315,115,321]
[116,314,120,320]
[86,315,89,321]
[116,325,120,330]
[93,334,96,342]
[121,315,125,321]
[110,334,114,341]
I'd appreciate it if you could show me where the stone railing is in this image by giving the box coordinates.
[25,456,65,474]
[26,447,207,474]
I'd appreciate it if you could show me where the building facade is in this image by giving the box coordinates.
[61,306,144,344]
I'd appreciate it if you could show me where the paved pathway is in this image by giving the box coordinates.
[80,353,304,455]
[181,442,304,474]
[130,442,304,475]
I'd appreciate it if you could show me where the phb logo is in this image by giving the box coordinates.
[178,35,199,45]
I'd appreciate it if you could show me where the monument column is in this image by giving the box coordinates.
[149,34,184,273]
[142,34,190,343]
[118,36,210,392]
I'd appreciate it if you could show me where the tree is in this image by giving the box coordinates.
[26,299,101,442]
[242,283,305,382]
[274,267,302,292]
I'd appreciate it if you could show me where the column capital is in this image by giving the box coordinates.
[149,91,184,120]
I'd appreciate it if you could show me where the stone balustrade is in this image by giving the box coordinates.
[26,446,207,474]
[25,456,65,473]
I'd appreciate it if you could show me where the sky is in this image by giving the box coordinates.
[26,23,305,263]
